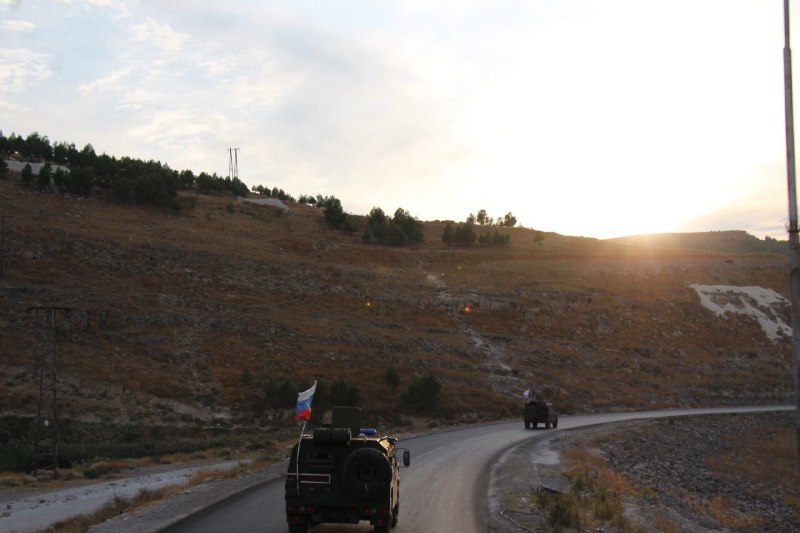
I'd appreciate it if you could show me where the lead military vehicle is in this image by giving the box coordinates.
[524,399,559,429]
[285,407,410,533]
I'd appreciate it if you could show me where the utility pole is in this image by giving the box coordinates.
[28,306,71,479]
[782,0,800,473]
[0,210,5,280]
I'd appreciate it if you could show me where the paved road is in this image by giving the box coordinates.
[162,405,793,533]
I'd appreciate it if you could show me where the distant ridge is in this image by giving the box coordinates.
[605,230,788,255]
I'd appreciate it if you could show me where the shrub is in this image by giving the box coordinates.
[20,163,34,188]
[442,223,453,245]
[0,476,22,487]
[330,377,361,407]
[401,374,441,414]
[384,367,400,390]
[83,461,119,479]
[37,163,52,190]
[366,207,424,245]
[263,378,296,408]
[319,196,355,232]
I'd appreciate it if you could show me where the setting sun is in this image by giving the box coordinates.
[1,0,793,240]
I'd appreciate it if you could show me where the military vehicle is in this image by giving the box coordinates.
[524,399,558,429]
[285,406,411,533]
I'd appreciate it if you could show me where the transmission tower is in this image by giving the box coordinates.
[28,306,71,478]
[228,147,239,181]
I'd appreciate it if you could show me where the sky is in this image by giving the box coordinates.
[0,0,797,240]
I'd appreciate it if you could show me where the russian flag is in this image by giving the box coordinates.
[294,381,317,421]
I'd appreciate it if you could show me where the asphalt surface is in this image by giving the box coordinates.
[149,405,793,533]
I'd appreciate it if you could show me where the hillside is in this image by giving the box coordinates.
[606,230,788,255]
[0,175,794,462]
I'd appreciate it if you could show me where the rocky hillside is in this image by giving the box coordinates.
[0,176,793,436]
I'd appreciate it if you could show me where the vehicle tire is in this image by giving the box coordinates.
[553,418,558,428]
[374,524,390,533]
[524,421,530,429]
[343,448,392,499]
[545,419,551,429]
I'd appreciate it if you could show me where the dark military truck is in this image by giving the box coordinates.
[285,407,410,533]
[524,399,558,429]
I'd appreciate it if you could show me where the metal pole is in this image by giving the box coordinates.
[1,211,5,280]
[782,0,800,474]
[295,420,306,494]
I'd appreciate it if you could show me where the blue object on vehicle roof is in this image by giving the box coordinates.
[360,428,377,436]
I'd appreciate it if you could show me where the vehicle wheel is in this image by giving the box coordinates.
[391,503,399,528]
[553,418,558,428]
[524,421,530,429]
[343,448,392,499]
[374,524,390,533]
[545,419,551,429]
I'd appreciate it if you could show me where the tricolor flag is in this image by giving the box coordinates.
[294,381,317,421]
[523,389,530,399]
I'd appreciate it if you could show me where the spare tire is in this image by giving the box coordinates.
[342,447,392,499]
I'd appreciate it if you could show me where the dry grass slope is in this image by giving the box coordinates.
[0,176,793,444]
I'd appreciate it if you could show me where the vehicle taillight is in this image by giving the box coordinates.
[361,506,389,515]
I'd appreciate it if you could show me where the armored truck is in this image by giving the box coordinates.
[285,407,410,533]
[524,399,558,429]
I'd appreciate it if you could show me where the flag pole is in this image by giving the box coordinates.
[292,379,317,494]
[295,420,306,494]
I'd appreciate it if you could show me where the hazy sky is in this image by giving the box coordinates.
[1,0,796,239]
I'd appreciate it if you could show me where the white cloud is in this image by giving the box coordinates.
[55,0,130,18]
[2,19,35,31]
[0,0,21,11]
[0,98,23,113]
[129,17,189,56]
[128,109,231,147]
[0,47,52,92]
[78,66,131,94]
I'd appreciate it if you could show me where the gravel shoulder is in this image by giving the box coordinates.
[489,412,800,532]
[88,461,287,533]
[0,457,282,533]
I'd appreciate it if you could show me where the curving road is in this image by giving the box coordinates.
[162,405,793,533]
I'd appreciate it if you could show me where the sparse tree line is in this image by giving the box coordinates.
[296,194,425,246]
[442,209,520,247]
[1,131,529,249]
[252,184,296,202]
[0,131,248,209]
[243,368,441,416]
[363,207,424,245]
[474,209,517,228]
